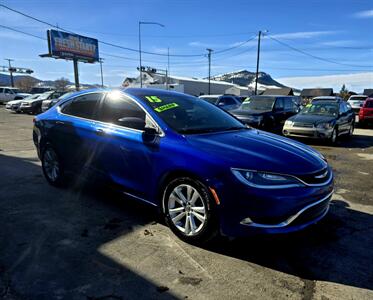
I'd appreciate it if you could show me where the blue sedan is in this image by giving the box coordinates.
[33,88,334,243]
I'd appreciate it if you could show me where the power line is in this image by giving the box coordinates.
[0,24,46,40]
[267,34,373,68]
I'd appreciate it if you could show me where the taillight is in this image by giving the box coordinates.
[32,117,36,123]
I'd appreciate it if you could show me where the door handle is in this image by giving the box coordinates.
[95,128,106,136]
[56,121,65,125]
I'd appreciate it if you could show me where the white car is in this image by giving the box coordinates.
[0,87,31,104]
[5,94,41,112]
[347,95,368,114]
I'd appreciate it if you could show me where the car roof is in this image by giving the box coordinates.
[312,96,342,101]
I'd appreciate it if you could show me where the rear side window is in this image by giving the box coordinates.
[284,98,293,110]
[219,97,236,106]
[274,98,284,110]
[98,93,148,130]
[365,101,373,108]
[62,93,102,120]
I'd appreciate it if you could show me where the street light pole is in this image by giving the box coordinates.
[138,21,165,88]
[5,58,14,87]
[206,48,213,95]
[99,58,104,88]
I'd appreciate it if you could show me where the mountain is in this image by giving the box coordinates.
[210,70,288,90]
[0,73,42,86]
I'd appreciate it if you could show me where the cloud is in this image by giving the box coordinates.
[277,72,373,92]
[269,31,337,40]
[354,10,373,18]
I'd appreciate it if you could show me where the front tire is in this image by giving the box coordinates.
[330,128,338,144]
[41,145,66,187]
[163,177,218,244]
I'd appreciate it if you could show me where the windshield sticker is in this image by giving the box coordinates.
[145,96,162,103]
[154,102,179,112]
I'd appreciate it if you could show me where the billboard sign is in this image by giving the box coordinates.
[48,30,99,63]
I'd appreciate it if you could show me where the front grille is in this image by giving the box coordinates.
[293,122,314,128]
[292,199,330,226]
[296,167,331,185]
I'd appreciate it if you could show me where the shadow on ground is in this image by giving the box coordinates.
[0,153,372,299]
[0,154,176,300]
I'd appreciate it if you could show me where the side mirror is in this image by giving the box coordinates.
[117,117,145,130]
[142,127,160,144]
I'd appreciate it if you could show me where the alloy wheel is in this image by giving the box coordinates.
[43,148,60,182]
[167,184,207,236]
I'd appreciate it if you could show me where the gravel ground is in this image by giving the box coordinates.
[0,107,372,300]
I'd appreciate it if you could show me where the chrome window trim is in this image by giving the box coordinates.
[58,91,165,137]
[231,167,333,188]
[240,190,333,228]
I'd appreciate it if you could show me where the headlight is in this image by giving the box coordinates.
[285,120,294,126]
[231,169,303,189]
[316,122,332,130]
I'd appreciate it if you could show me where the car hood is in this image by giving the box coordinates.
[7,99,23,105]
[230,109,269,116]
[289,114,336,125]
[185,129,326,175]
[24,98,43,104]
[17,93,31,97]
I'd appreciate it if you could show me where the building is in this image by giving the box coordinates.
[300,88,333,102]
[262,87,294,96]
[363,89,373,97]
[123,72,253,96]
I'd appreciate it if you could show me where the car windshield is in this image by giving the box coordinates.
[240,96,275,111]
[349,96,367,101]
[199,96,218,104]
[37,92,54,100]
[23,94,41,100]
[301,102,339,116]
[137,92,245,134]
[58,92,74,100]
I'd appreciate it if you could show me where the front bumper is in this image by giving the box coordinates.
[19,105,34,113]
[216,169,334,237]
[282,125,333,139]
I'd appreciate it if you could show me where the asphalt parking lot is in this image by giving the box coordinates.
[0,107,372,300]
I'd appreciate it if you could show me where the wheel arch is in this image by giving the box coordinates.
[156,169,208,213]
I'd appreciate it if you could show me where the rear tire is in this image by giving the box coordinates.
[41,145,66,187]
[329,128,338,144]
[163,177,219,244]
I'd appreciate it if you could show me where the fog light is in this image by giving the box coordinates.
[240,217,253,225]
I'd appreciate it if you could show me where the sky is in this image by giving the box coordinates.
[0,0,372,92]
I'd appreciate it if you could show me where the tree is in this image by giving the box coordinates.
[339,84,349,100]
[14,76,38,92]
[54,77,70,91]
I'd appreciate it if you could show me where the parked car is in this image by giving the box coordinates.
[33,88,333,243]
[199,94,241,111]
[5,94,41,112]
[41,91,73,112]
[230,95,300,131]
[347,95,368,115]
[283,97,354,143]
[0,87,30,104]
[20,91,65,114]
[358,98,373,126]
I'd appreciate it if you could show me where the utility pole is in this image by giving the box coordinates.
[206,48,213,95]
[5,59,14,87]
[167,47,170,90]
[254,30,263,95]
[99,58,104,88]
[139,21,165,88]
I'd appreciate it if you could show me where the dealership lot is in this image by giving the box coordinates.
[0,107,372,299]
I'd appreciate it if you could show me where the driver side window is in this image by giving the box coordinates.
[98,94,152,131]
